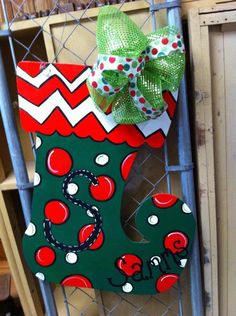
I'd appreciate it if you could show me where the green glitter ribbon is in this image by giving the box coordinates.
[87,6,185,124]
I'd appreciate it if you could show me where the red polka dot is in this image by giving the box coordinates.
[116,254,142,277]
[162,38,169,45]
[177,34,181,39]
[145,56,150,62]
[172,42,178,49]
[91,71,95,77]
[100,63,104,70]
[128,73,134,79]
[151,48,158,55]
[139,97,146,104]
[156,274,179,293]
[109,57,116,63]
[115,87,120,92]
[89,176,115,201]
[47,148,72,176]
[138,57,143,63]
[152,193,178,208]
[130,90,136,97]
[44,200,69,224]
[164,232,189,254]
[35,246,55,267]
[121,152,137,180]
[78,224,104,250]
[62,275,92,288]
[92,81,98,88]
[117,64,124,71]
[137,66,142,72]
[104,86,109,92]
[126,58,132,62]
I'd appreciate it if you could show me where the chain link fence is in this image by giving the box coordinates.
[0,0,202,315]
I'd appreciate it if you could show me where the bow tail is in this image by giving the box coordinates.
[148,52,185,92]
[112,88,146,124]
[87,81,116,113]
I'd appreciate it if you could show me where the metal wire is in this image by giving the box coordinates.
[0,0,203,315]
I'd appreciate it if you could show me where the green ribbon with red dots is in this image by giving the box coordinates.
[87,6,185,124]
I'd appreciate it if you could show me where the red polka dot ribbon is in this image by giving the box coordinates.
[87,7,185,124]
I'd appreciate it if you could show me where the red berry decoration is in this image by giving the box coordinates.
[47,148,72,176]
[78,224,104,250]
[152,193,178,208]
[35,246,56,267]
[161,38,169,45]
[139,97,146,104]
[62,275,92,288]
[117,64,124,71]
[156,274,179,293]
[121,152,137,180]
[116,254,142,277]
[92,81,97,88]
[151,48,158,55]
[89,175,115,201]
[109,57,116,63]
[44,200,69,224]
[164,231,189,254]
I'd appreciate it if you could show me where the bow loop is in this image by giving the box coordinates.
[87,7,185,124]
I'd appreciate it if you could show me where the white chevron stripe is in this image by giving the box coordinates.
[18,90,171,136]
[137,112,171,137]
[18,91,117,132]
[17,65,91,92]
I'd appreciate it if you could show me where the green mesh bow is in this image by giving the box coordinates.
[87,6,185,124]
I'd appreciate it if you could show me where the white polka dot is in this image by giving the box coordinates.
[34,172,41,186]
[180,259,188,268]
[182,203,192,214]
[35,272,45,281]
[150,256,161,266]
[67,183,78,195]
[87,206,98,217]
[122,282,133,293]
[95,153,109,166]
[65,252,78,264]
[148,215,159,225]
[25,223,36,236]
[35,136,42,149]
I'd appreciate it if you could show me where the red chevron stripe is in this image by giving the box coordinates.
[17,77,89,108]
[20,109,165,148]
[18,61,87,81]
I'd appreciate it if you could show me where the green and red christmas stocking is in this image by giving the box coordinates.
[16,61,195,295]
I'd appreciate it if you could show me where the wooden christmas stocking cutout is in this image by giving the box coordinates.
[17,61,195,295]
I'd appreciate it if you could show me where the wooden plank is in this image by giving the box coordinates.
[188,8,219,316]
[200,9,236,25]
[199,24,219,316]
[0,160,34,191]
[199,1,236,13]
[0,191,43,315]
[209,25,228,316]
[8,1,150,33]
[223,25,236,316]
